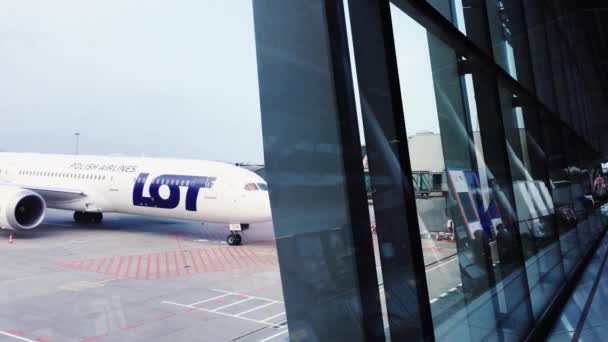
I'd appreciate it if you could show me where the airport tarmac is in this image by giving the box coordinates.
[0,209,461,342]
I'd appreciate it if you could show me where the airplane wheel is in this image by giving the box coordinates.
[227,234,242,246]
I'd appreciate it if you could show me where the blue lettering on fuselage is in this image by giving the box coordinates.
[132,173,217,211]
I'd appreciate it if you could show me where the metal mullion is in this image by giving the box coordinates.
[347,0,435,340]
[323,0,387,339]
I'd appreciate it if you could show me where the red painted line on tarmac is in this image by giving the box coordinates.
[181,251,191,275]
[104,258,115,274]
[197,249,209,272]
[165,252,171,278]
[176,234,191,275]
[145,254,152,280]
[87,259,95,271]
[225,247,245,269]
[122,323,144,331]
[211,248,227,271]
[234,247,254,268]
[173,251,181,276]
[77,260,86,269]
[95,258,107,273]
[135,256,142,279]
[115,256,125,277]
[124,256,133,278]
[175,234,184,250]
[243,247,271,266]
[156,253,161,279]
[79,333,109,342]
[236,247,261,268]
[240,248,261,268]
[217,247,236,269]
[258,251,276,267]
[155,313,177,321]
[188,250,200,273]
[203,249,217,271]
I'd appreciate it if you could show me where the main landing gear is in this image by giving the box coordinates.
[74,211,103,224]
[226,223,249,246]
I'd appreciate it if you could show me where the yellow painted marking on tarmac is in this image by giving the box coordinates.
[59,280,104,291]
[97,278,119,284]
[58,278,119,291]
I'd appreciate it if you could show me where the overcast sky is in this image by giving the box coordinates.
[0,1,439,164]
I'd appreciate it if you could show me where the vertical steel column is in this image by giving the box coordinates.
[252,1,385,340]
[347,1,435,341]
[460,0,535,333]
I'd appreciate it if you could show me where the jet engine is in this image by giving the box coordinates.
[0,185,46,230]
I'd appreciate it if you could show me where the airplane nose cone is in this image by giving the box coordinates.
[262,195,272,221]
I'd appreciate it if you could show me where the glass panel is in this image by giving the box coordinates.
[391,5,533,341]
[497,85,565,318]
[426,0,467,35]
[541,115,581,273]
[427,0,536,92]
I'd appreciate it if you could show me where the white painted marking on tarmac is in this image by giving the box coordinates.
[0,330,37,342]
[448,287,457,292]
[262,312,286,322]
[0,276,38,285]
[425,256,458,272]
[211,297,255,311]
[429,298,439,303]
[458,283,462,287]
[211,289,283,303]
[188,293,233,306]
[162,301,283,328]
[258,329,288,342]
[235,301,277,316]
[439,293,448,298]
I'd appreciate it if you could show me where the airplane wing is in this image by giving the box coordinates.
[17,184,86,202]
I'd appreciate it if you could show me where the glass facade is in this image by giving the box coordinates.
[1,1,607,342]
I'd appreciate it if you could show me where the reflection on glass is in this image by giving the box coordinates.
[497,85,565,318]
[391,5,533,341]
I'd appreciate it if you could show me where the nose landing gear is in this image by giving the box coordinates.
[227,223,248,246]
[227,233,242,246]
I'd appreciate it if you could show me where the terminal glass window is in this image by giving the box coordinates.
[391,5,533,340]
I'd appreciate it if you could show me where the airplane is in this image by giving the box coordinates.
[0,152,272,245]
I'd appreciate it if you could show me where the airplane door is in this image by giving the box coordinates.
[200,177,218,200]
[0,168,14,183]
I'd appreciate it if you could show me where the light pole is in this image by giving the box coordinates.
[74,132,80,155]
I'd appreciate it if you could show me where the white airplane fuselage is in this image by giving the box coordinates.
[0,153,271,237]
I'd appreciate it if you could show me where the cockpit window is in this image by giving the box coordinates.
[257,183,268,191]
[244,183,259,191]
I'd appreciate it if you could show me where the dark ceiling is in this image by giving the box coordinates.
[578,1,608,101]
